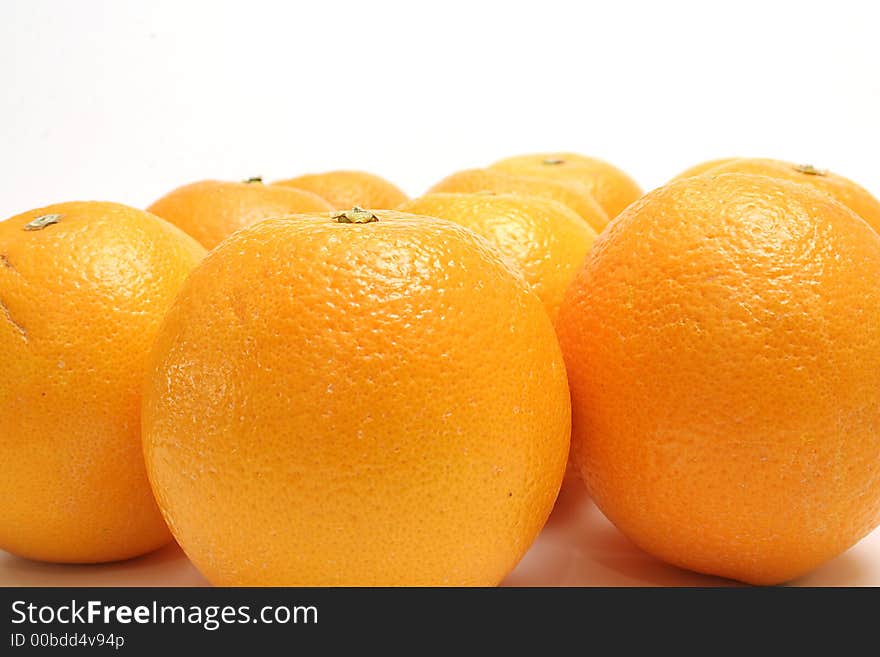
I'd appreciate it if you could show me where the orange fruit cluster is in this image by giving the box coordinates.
[3,152,880,588]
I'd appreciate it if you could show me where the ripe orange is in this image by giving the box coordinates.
[273,170,408,210]
[0,202,205,563]
[670,157,739,180]
[142,208,570,586]
[147,178,333,249]
[426,168,609,232]
[490,152,642,218]
[697,158,880,233]
[399,193,597,320]
[556,173,880,585]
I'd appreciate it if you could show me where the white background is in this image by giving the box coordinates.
[0,0,878,219]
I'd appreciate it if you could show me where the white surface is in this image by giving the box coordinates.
[0,0,879,218]
[3,473,879,587]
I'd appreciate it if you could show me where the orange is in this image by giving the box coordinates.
[670,157,739,180]
[556,173,880,585]
[698,158,880,233]
[0,202,205,563]
[147,178,333,249]
[399,193,597,321]
[273,170,408,210]
[490,152,642,218]
[426,168,609,232]
[142,208,570,586]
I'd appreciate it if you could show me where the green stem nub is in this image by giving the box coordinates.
[334,207,379,224]
[793,164,828,176]
[24,214,62,231]
[542,158,565,166]
[243,176,263,184]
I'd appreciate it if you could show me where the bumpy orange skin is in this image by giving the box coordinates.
[399,193,597,321]
[490,152,642,219]
[703,158,880,234]
[147,179,333,250]
[557,173,880,585]
[427,168,609,232]
[273,170,409,210]
[143,211,570,586]
[670,157,740,180]
[0,202,205,563]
